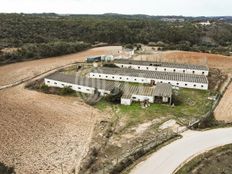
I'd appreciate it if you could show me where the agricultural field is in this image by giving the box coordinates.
[0,46,120,174]
[176,144,232,174]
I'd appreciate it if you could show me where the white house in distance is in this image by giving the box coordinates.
[44,72,173,105]
[89,67,208,90]
[114,59,209,76]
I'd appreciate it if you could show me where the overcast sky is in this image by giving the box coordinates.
[0,0,231,16]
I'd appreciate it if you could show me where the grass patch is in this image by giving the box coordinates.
[96,88,213,128]
[176,144,232,174]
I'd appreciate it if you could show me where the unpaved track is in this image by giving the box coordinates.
[0,46,121,174]
[130,128,232,174]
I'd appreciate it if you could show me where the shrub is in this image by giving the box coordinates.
[0,162,15,174]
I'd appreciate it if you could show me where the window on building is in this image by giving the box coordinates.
[168,82,171,84]
[202,72,205,75]
[192,71,195,74]
[126,78,129,80]
[164,68,166,71]
[78,87,81,90]
[155,68,157,71]
[54,82,57,85]
[62,84,64,86]
[134,79,137,81]
[105,76,108,78]
[138,66,140,69]
[47,81,50,83]
[194,84,196,87]
[146,67,149,70]
[160,81,163,83]
[93,74,95,77]
[173,69,176,72]
[112,76,115,79]
[176,83,179,85]
[183,70,186,73]
[120,77,122,79]
[201,85,204,88]
[87,89,90,91]
[132,97,137,99]
[185,84,188,86]
[99,75,101,77]
[121,65,123,68]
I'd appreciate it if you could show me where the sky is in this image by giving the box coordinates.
[0,0,231,16]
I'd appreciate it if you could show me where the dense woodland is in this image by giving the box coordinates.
[0,13,232,65]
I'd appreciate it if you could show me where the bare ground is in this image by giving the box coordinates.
[0,46,120,174]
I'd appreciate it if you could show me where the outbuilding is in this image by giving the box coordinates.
[114,59,209,76]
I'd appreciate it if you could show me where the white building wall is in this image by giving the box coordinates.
[115,63,209,76]
[89,72,208,90]
[44,78,111,96]
[121,98,132,105]
[131,95,154,103]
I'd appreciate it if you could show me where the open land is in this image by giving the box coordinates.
[1,48,232,173]
[0,46,121,174]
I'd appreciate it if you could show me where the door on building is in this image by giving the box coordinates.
[151,80,156,85]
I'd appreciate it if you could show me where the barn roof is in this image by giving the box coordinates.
[114,59,209,71]
[91,67,208,84]
[45,72,116,91]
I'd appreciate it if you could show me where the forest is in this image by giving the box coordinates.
[0,13,231,65]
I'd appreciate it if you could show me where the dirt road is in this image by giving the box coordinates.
[0,46,121,174]
[130,128,232,174]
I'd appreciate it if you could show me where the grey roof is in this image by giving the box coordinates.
[120,83,172,99]
[154,83,172,97]
[120,85,156,99]
[91,67,208,84]
[114,59,209,71]
[46,73,116,91]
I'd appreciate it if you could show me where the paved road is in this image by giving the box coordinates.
[130,128,232,174]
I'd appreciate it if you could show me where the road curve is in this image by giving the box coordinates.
[130,128,232,174]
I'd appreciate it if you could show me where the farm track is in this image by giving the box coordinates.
[0,48,232,174]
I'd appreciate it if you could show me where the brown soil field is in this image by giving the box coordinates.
[0,46,120,174]
[0,46,121,87]
[136,51,232,122]
[214,83,232,123]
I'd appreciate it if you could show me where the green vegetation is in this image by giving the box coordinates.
[0,162,15,174]
[96,88,213,128]
[0,13,232,65]
[176,144,232,174]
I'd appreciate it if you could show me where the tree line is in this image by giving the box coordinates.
[0,13,231,65]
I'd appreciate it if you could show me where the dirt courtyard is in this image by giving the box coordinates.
[0,46,120,174]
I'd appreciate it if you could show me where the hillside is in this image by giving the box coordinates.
[0,13,232,64]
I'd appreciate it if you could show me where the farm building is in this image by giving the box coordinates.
[44,72,173,106]
[114,59,209,76]
[45,73,117,96]
[121,83,172,105]
[89,67,208,90]
[86,55,114,63]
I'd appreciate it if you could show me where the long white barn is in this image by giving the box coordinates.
[44,72,172,105]
[114,59,209,76]
[89,67,208,90]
